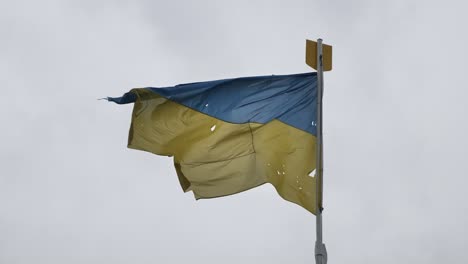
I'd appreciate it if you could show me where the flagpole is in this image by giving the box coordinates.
[315,38,327,264]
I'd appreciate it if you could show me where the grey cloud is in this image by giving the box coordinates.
[1,0,467,263]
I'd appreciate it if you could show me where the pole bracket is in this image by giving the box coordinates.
[315,242,328,264]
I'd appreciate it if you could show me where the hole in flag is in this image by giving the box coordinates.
[309,169,316,177]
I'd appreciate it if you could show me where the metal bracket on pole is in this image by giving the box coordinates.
[315,240,328,264]
[306,38,332,264]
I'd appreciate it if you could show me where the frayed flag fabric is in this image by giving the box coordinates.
[108,72,319,214]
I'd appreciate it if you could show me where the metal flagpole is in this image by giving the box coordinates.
[315,38,327,264]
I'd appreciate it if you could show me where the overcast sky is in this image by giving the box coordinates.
[1,0,468,263]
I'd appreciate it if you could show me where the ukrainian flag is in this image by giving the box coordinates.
[108,72,318,214]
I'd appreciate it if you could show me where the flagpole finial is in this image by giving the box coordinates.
[305,39,332,71]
